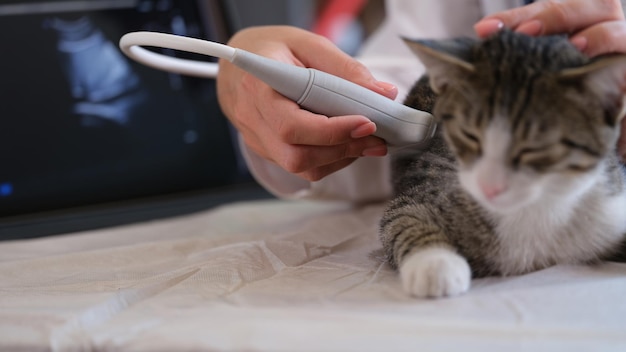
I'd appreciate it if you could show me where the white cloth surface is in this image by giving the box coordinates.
[1,199,626,351]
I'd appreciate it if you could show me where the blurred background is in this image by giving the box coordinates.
[0,0,385,240]
[227,0,385,55]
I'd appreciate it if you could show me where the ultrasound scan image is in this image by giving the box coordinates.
[0,0,245,216]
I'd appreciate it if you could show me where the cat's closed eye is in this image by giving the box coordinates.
[448,126,482,158]
[460,128,480,146]
[511,145,565,171]
[511,142,598,172]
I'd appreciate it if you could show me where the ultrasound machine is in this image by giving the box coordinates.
[0,0,272,239]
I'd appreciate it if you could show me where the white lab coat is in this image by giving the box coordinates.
[242,0,526,202]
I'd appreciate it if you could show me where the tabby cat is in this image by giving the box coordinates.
[379,30,626,298]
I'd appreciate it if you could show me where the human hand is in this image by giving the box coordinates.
[217,26,397,181]
[474,0,626,159]
[474,0,626,56]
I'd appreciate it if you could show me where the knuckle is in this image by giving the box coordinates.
[347,138,378,157]
[309,33,335,50]
[276,120,298,143]
[342,59,371,81]
[280,147,310,174]
[592,23,626,53]
[307,32,372,84]
[302,169,325,182]
[340,143,356,159]
[599,0,624,20]
[324,128,345,145]
[545,2,573,32]
[603,27,620,47]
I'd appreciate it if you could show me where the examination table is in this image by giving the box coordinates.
[1,199,625,351]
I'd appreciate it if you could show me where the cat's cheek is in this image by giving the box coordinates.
[458,169,488,203]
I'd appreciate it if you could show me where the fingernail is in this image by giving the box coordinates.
[351,121,376,138]
[570,36,588,52]
[375,81,398,94]
[474,18,504,37]
[362,144,388,157]
[516,20,543,36]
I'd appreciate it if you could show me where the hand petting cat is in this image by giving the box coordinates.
[475,0,626,159]
[475,0,626,56]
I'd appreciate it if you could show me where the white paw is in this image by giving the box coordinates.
[399,247,471,298]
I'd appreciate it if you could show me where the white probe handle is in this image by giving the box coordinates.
[302,68,435,147]
[119,32,436,147]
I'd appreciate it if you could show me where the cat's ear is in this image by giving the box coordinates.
[560,55,626,125]
[403,37,476,93]
[560,55,626,100]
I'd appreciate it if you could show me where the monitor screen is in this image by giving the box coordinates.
[0,0,254,221]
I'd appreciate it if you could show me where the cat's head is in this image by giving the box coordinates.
[405,30,626,214]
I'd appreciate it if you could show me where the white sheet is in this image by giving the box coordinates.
[1,199,625,351]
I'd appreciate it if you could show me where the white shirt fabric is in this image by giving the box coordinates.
[242,0,525,203]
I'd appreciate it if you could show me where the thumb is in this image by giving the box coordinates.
[292,33,398,100]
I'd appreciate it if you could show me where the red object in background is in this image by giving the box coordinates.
[312,0,367,43]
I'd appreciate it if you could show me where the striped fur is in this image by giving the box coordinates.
[380,31,626,298]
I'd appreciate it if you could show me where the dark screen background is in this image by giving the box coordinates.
[0,0,246,217]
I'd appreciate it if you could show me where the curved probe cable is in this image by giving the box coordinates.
[118,31,437,147]
[119,31,231,78]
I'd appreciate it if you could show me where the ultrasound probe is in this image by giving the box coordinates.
[119,31,436,147]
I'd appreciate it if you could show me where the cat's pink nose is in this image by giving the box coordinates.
[480,183,506,200]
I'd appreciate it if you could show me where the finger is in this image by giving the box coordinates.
[286,32,398,100]
[233,74,383,171]
[274,110,378,146]
[230,26,398,99]
[570,21,626,56]
[475,0,624,37]
[256,87,379,146]
[276,136,387,175]
[474,18,505,38]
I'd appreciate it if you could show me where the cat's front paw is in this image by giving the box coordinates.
[399,247,471,298]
